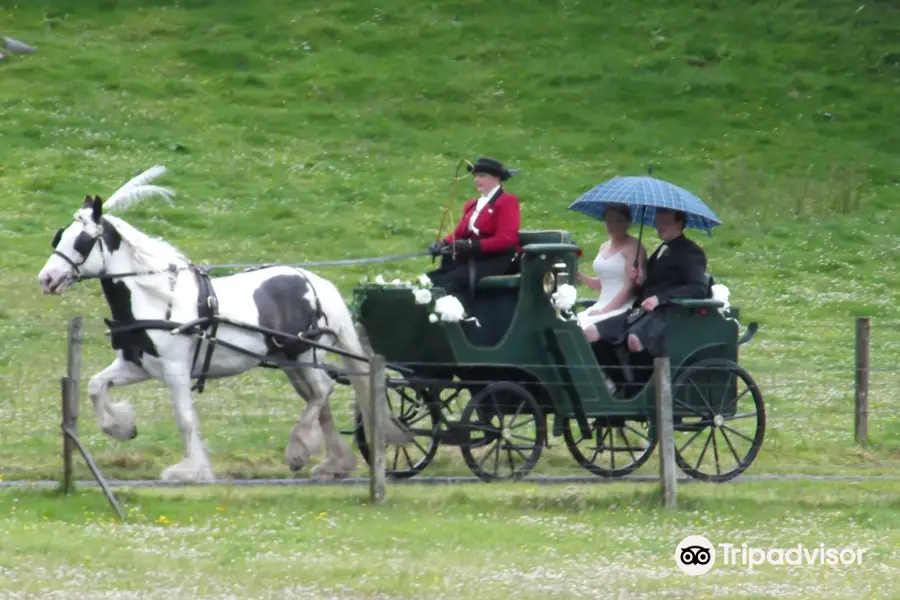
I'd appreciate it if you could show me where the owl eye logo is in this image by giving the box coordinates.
[680,545,712,565]
[674,535,716,575]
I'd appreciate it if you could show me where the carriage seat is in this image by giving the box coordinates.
[476,230,573,291]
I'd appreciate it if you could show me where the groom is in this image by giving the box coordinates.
[586,208,710,386]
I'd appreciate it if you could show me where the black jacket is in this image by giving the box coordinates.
[634,234,709,305]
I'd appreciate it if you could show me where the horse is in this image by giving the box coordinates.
[36,166,411,483]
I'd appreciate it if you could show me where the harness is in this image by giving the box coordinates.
[187,267,219,393]
[48,223,419,385]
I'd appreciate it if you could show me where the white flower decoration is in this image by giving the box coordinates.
[428,313,439,323]
[434,295,466,322]
[418,274,432,288]
[413,288,433,305]
[551,283,578,312]
[711,284,731,316]
[374,274,385,285]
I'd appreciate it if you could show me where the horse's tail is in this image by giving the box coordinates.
[329,296,412,446]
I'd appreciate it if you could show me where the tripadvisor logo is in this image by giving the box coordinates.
[674,535,867,575]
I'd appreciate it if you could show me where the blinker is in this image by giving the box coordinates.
[72,231,98,257]
[50,228,63,249]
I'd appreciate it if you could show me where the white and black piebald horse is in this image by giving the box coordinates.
[36,166,410,483]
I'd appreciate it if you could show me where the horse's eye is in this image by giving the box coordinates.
[50,228,63,249]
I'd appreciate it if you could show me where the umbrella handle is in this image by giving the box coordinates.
[633,206,646,270]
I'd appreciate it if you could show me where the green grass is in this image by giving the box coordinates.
[2,481,900,598]
[1,0,900,484]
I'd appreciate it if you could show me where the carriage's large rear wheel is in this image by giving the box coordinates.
[671,358,765,482]
[459,382,545,482]
[355,382,441,479]
[562,416,657,477]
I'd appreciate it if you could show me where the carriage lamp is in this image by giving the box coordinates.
[553,262,570,286]
[542,271,556,295]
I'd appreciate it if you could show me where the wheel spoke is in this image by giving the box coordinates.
[688,375,716,415]
[409,437,429,456]
[491,440,502,476]
[356,383,440,479]
[671,360,764,482]
[719,427,744,466]
[720,423,754,443]
[391,446,401,471]
[461,383,544,481]
[711,428,721,475]
[693,429,713,471]
[509,443,530,462]
[490,395,504,428]
[477,441,497,470]
[507,400,526,430]
[677,427,706,455]
[624,423,650,442]
[618,428,639,463]
[564,417,656,477]
[716,371,736,415]
[674,394,707,418]
[724,411,758,421]
[509,417,536,430]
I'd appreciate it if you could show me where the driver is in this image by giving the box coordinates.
[425,157,521,297]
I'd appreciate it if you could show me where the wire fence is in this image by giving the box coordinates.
[0,314,897,488]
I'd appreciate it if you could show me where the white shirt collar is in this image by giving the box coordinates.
[477,185,500,206]
[468,185,501,233]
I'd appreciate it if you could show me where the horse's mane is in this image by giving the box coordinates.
[102,215,192,301]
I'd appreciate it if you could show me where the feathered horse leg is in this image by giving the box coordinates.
[159,361,214,483]
[87,356,151,441]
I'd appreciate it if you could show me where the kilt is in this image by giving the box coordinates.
[594,307,668,358]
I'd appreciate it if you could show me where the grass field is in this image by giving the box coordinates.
[1,0,899,483]
[3,1,900,597]
[2,481,900,599]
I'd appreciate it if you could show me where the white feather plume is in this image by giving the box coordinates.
[103,165,175,212]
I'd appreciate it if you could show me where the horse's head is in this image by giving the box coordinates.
[38,195,108,295]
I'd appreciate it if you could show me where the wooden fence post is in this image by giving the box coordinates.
[855,317,870,448]
[61,377,74,494]
[62,317,83,494]
[367,354,386,505]
[654,356,677,510]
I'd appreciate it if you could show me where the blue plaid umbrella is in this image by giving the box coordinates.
[568,175,722,234]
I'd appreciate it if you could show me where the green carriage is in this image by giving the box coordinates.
[350,230,765,482]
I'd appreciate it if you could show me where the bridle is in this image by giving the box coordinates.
[49,223,106,281]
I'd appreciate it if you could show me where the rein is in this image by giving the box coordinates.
[73,249,431,282]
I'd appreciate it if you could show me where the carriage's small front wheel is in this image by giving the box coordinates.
[355,382,441,479]
[459,382,546,482]
[562,416,657,478]
[671,358,766,482]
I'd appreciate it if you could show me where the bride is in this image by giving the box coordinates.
[575,203,647,338]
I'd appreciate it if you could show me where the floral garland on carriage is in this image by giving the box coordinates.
[360,273,737,329]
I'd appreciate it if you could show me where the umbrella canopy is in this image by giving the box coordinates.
[568,175,722,234]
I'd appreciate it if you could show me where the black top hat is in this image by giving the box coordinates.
[466,157,520,181]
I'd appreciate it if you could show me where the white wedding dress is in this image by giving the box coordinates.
[576,247,637,329]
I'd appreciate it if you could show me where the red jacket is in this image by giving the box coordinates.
[443,189,521,255]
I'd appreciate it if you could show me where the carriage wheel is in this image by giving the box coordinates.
[562,417,657,477]
[355,382,441,479]
[671,358,766,482]
[459,382,546,482]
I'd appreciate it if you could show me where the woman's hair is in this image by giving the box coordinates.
[604,203,632,222]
